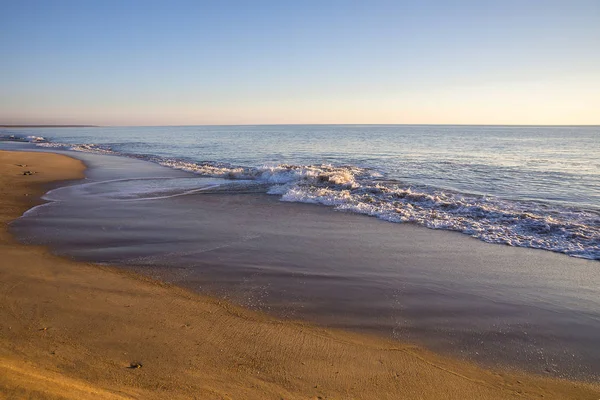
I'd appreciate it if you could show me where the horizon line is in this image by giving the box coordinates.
[2,123,599,128]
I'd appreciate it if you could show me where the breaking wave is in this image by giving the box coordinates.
[8,135,600,260]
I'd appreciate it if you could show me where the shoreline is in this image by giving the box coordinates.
[1,150,599,399]
[0,125,98,128]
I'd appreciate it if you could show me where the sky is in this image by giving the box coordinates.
[1,0,599,125]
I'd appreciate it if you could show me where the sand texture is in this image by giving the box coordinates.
[0,150,598,399]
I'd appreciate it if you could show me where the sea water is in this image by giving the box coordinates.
[3,124,598,259]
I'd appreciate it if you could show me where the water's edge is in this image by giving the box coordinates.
[2,131,599,261]
[6,146,600,381]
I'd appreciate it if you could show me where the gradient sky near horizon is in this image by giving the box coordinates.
[1,0,599,125]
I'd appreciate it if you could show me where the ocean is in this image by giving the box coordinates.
[2,124,599,259]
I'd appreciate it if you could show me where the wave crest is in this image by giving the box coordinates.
[280,184,599,259]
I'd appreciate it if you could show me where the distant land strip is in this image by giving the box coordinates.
[0,125,98,128]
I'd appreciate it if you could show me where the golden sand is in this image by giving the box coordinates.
[1,150,598,399]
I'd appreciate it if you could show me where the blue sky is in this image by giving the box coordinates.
[1,0,599,125]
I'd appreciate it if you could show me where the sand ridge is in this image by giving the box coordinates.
[0,150,598,399]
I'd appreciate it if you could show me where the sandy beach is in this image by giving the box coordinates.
[1,150,599,400]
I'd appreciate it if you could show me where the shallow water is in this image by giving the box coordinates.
[2,125,599,259]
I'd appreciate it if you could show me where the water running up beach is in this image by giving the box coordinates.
[1,125,599,381]
[3,125,599,259]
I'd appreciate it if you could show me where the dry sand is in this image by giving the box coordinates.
[0,150,598,400]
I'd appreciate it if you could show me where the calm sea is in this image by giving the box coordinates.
[2,124,599,259]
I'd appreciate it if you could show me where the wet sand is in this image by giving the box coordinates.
[10,148,600,381]
[1,150,599,399]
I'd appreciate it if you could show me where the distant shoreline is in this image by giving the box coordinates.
[1,124,598,128]
[0,125,98,128]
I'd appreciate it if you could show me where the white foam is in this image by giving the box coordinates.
[280,184,600,260]
[36,142,116,155]
[26,135,46,143]
[44,177,228,202]
[157,159,363,189]
[155,156,600,260]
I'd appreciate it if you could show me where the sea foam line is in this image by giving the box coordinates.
[12,134,600,260]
